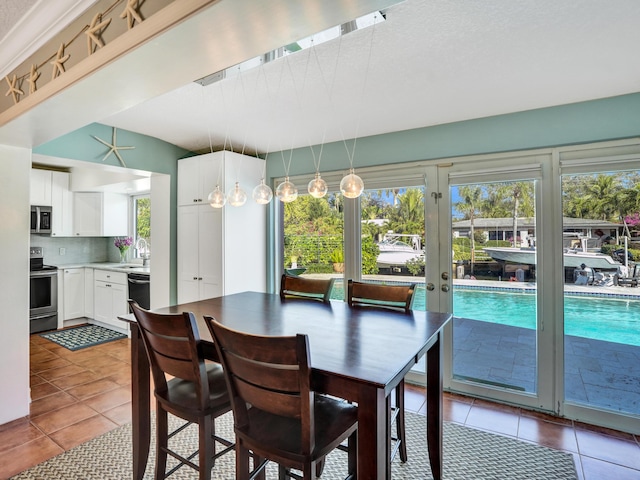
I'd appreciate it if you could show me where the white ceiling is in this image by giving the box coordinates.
[2,0,640,160]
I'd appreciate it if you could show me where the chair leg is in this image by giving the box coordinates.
[347,431,358,477]
[236,442,251,480]
[198,416,213,480]
[396,380,408,463]
[155,405,168,480]
[315,457,325,477]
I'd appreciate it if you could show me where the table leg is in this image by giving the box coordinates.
[357,384,388,479]
[131,323,151,480]
[426,332,443,480]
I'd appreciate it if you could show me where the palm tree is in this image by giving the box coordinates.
[456,186,483,274]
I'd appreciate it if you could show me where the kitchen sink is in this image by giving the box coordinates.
[115,265,141,269]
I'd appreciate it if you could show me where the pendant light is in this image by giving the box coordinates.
[253,152,273,204]
[340,168,364,199]
[339,14,380,199]
[276,176,298,203]
[276,142,297,202]
[308,172,328,198]
[208,186,226,208]
[228,181,247,207]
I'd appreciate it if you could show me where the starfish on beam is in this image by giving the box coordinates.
[86,12,112,55]
[50,43,70,80]
[4,75,24,104]
[28,64,40,94]
[92,127,135,167]
[120,0,143,30]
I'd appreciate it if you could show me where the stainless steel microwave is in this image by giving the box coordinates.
[30,206,52,234]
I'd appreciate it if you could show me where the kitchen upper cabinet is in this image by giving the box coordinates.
[30,169,52,206]
[177,151,266,304]
[177,155,216,206]
[73,192,128,237]
[62,268,84,320]
[93,270,128,333]
[51,171,73,237]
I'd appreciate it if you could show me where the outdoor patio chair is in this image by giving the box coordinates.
[129,301,234,480]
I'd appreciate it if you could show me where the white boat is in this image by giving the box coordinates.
[483,246,621,269]
[376,234,424,268]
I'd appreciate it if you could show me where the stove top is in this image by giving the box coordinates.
[29,246,57,272]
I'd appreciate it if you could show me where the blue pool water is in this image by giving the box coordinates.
[447,289,640,346]
[332,284,640,346]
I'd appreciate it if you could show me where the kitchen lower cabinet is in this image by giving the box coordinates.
[62,268,84,320]
[93,270,129,333]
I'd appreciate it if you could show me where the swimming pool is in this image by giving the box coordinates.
[446,288,640,347]
[331,284,640,347]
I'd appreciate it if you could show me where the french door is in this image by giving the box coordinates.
[424,154,556,414]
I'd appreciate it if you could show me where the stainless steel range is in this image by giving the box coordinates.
[29,247,58,334]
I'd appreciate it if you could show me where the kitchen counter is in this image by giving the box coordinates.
[55,262,151,275]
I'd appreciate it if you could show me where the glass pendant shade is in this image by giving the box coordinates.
[252,179,273,204]
[208,185,226,208]
[307,172,328,198]
[340,168,364,198]
[276,177,298,203]
[228,182,247,207]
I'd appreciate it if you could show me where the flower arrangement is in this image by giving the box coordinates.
[114,236,133,262]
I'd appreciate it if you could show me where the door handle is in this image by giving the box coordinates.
[441,284,450,292]
[426,283,435,291]
[441,272,449,280]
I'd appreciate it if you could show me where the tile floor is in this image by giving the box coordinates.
[0,333,639,479]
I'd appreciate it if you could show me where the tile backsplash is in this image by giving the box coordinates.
[30,235,123,265]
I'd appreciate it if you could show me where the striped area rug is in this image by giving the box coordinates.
[12,411,577,479]
[40,324,127,351]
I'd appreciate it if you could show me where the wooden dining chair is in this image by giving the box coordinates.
[204,315,358,480]
[280,273,336,302]
[347,279,416,465]
[129,301,234,480]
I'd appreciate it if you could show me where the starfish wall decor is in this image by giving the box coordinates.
[92,127,135,167]
[4,75,24,104]
[120,0,143,30]
[86,12,112,55]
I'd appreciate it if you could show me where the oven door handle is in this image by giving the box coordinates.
[30,313,57,320]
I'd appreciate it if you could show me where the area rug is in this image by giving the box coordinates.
[40,324,127,351]
[11,411,577,479]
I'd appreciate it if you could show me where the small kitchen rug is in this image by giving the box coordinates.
[40,324,127,351]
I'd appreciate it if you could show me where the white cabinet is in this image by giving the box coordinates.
[73,192,128,236]
[51,171,73,236]
[30,169,52,206]
[178,205,222,303]
[62,268,84,320]
[84,268,94,318]
[177,151,266,304]
[177,154,217,206]
[93,270,129,333]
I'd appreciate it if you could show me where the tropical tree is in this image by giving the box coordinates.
[456,186,483,273]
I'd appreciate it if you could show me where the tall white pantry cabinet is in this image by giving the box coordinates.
[177,151,267,304]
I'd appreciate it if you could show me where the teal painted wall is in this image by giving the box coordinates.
[266,93,640,178]
[34,122,193,305]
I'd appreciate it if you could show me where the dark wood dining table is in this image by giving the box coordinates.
[121,291,451,479]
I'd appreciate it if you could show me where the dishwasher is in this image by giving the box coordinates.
[128,273,150,310]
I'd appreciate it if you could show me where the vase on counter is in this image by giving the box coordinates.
[119,249,128,263]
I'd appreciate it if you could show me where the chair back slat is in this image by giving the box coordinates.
[348,279,416,312]
[280,273,335,302]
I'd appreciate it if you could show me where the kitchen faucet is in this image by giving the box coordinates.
[136,238,150,266]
